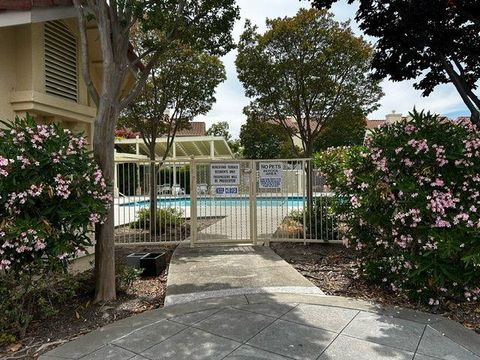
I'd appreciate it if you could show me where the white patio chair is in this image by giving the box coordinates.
[197,183,208,195]
[158,184,171,195]
[171,185,185,196]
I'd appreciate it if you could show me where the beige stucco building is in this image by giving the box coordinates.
[0,2,136,144]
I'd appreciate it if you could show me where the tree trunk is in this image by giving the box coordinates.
[93,102,118,303]
[471,110,480,128]
[439,54,480,128]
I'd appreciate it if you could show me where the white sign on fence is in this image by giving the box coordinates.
[259,162,283,189]
[210,163,240,185]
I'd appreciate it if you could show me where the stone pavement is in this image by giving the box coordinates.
[42,244,480,359]
[42,293,480,360]
[164,244,323,306]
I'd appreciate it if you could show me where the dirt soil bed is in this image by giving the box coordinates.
[271,242,480,333]
[1,244,176,359]
[114,217,223,243]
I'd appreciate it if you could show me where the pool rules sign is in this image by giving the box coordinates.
[259,162,283,189]
[210,163,240,185]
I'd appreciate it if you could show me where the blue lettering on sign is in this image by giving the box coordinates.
[259,177,282,189]
[215,186,238,195]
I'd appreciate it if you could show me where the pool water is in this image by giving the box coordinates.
[120,196,306,208]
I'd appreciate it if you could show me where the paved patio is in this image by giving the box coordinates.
[42,293,480,360]
[42,245,480,359]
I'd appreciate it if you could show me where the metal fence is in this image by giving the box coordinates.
[113,158,340,245]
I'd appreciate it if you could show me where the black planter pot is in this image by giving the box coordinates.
[139,252,166,277]
[126,253,149,269]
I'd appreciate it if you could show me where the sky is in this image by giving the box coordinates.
[197,0,470,138]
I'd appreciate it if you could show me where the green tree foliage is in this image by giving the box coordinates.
[240,109,298,159]
[119,45,226,162]
[206,121,231,141]
[310,0,480,126]
[313,107,367,151]
[236,8,382,157]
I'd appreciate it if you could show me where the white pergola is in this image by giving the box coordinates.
[115,135,233,161]
[114,135,234,196]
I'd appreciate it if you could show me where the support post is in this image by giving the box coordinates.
[172,141,177,189]
[302,160,307,245]
[190,157,198,247]
[113,150,119,197]
[249,160,258,246]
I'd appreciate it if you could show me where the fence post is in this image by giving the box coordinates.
[249,160,258,245]
[190,157,197,247]
[303,160,307,245]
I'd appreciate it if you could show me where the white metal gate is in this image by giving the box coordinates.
[114,158,339,245]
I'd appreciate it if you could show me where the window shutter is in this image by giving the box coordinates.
[44,21,78,102]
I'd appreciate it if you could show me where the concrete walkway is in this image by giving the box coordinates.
[164,244,322,306]
[42,293,480,360]
[42,245,480,360]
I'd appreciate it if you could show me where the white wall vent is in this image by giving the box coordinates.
[44,20,78,102]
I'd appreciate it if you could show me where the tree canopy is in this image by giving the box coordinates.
[313,107,367,151]
[310,0,480,126]
[235,8,382,156]
[119,45,226,161]
[240,108,299,159]
[206,121,231,141]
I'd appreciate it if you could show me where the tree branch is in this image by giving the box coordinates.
[73,0,100,106]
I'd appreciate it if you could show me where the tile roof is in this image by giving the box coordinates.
[176,122,206,137]
[115,122,207,139]
[366,119,386,129]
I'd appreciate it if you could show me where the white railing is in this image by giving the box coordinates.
[113,158,341,245]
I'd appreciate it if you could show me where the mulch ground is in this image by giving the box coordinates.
[271,242,480,333]
[0,244,176,360]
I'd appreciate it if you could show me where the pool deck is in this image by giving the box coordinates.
[114,195,308,242]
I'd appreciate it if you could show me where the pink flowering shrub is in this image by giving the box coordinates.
[315,110,480,306]
[0,115,111,339]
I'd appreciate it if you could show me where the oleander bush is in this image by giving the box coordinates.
[315,110,480,305]
[0,115,111,339]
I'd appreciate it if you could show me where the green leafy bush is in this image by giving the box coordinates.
[116,265,142,293]
[315,110,480,305]
[0,115,111,339]
[131,207,185,234]
[289,197,339,240]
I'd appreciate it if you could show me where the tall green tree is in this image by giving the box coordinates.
[119,45,225,231]
[240,109,298,159]
[310,0,480,126]
[236,8,382,158]
[73,0,238,302]
[313,107,367,151]
[119,46,226,163]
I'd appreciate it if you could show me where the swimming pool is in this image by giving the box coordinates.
[119,196,306,208]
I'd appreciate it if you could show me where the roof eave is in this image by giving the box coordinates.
[0,5,75,28]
